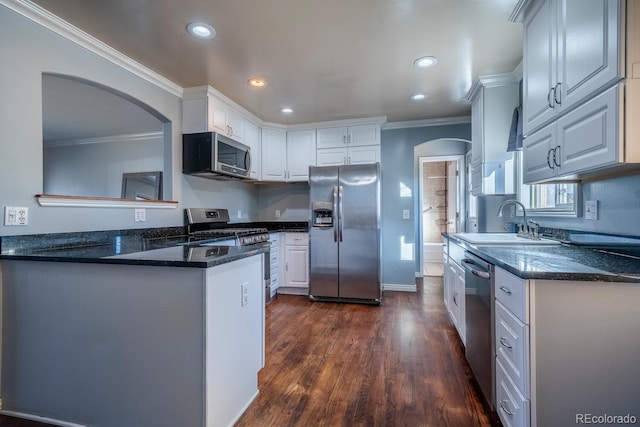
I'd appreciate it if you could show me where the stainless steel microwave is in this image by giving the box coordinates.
[182,132,252,180]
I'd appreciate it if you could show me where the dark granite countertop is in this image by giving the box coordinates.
[443,233,640,283]
[0,228,269,268]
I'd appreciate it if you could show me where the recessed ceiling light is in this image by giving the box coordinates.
[186,22,216,39]
[413,56,437,68]
[411,93,427,101]
[248,78,267,88]
[281,107,294,114]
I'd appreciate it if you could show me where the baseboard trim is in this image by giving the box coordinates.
[276,287,309,296]
[382,283,417,292]
[229,389,259,427]
[0,410,86,427]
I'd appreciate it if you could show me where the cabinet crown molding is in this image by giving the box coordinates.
[464,72,519,102]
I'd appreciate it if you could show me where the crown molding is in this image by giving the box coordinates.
[510,0,533,23]
[288,116,387,131]
[382,116,470,130]
[43,131,164,148]
[1,0,183,97]
[464,72,519,102]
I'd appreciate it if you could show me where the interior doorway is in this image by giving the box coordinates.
[419,155,465,276]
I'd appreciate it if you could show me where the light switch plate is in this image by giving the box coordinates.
[134,208,146,222]
[4,206,28,226]
[585,200,598,220]
[403,209,410,219]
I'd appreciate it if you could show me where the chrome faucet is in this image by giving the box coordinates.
[497,199,536,239]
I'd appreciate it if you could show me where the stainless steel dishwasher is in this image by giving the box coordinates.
[462,251,494,410]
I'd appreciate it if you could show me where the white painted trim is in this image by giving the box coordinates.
[0,410,87,427]
[510,0,533,23]
[464,73,519,102]
[275,287,309,296]
[36,196,178,209]
[288,115,387,131]
[228,389,259,427]
[0,0,183,97]
[382,283,417,292]
[44,131,164,148]
[512,61,524,81]
[182,85,263,125]
[383,116,470,130]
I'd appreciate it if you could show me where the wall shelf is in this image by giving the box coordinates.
[35,194,179,209]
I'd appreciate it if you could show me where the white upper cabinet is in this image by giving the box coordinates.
[261,128,287,181]
[287,130,317,181]
[467,75,519,196]
[182,87,245,142]
[522,0,623,136]
[261,129,316,182]
[208,97,245,142]
[243,120,261,180]
[316,124,380,166]
[523,85,622,184]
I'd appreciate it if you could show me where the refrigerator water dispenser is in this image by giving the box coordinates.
[312,202,333,227]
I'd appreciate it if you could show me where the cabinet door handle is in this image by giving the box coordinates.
[553,145,561,167]
[547,87,555,109]
[500,400,514,416]
[553,82,562,105]
[348,156,351,165]
[453,292,459,306]
[499,286,512,295]
[344,156,347,165]
[547,149,554,169]
[500,337,513,350]
[286,262,288,271]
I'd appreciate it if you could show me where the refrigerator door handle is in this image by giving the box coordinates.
[338,185,344,242]
[332,186,339,242]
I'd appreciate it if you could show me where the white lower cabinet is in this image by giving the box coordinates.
[443,239,465,345]
[268,233,281,296]
[278,233,309,295]
[493,265,640,427]
[496,358,530,427]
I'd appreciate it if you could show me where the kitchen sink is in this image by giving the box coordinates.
[454,233,561,245]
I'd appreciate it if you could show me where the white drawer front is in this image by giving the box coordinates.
[285,232,309,245]
[495,300,529,398]
[496,358,530,427]
[495,267,528,323]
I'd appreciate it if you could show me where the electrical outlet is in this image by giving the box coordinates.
[275,209,281,218]
[4,206,28,226]
[241,283,249,306]
[403,209,410,220]
[237,209,242,219]
[134,208,146,222]
[585,200,598,220]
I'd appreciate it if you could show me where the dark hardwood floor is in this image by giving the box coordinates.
[0,276,493,427]
[235,276,493,427]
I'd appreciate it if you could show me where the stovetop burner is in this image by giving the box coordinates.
[185,208,270,246]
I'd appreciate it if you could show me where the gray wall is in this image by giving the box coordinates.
[0,6,257,235]
[381,125,471,286]
[257,183,310,221]
[530,173,640,237]
[44,136,164,198]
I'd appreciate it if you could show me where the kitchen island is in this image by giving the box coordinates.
[0,231,268,427]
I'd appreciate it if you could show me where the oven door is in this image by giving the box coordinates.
[462,251,494,410]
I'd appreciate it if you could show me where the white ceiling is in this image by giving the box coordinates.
[32,0,523,126]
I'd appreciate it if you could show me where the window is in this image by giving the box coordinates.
[517,154,580,216]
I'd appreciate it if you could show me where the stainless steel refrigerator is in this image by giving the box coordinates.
[308,163,381,304]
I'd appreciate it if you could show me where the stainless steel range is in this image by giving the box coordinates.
[185,208,269,246]
[185,208,272,304]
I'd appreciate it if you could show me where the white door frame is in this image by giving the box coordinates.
[417,155,466,275]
